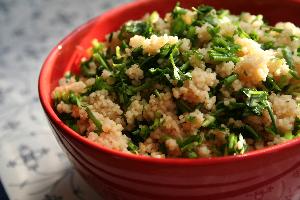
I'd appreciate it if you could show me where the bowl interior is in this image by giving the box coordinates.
[39,0,300,163]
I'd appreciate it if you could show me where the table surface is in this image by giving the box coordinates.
[0,0,130,199]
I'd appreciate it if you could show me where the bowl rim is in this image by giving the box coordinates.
[38,0,300,166]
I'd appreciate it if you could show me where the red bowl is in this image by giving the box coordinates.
[39,0,300,199]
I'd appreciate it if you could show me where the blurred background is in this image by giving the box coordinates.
[0,0,130,199]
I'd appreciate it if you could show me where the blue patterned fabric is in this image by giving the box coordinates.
[0,0,130,199]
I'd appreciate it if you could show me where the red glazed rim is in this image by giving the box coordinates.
[38,0,300,165]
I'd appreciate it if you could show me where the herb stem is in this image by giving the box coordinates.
[86,107,102,134]
[202,115,216,127]
[224,74,238,87]
[266,103,278,134]
[244,124,260,139]
[94,53,109,70]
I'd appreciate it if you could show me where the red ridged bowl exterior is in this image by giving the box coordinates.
[39,0,300,199]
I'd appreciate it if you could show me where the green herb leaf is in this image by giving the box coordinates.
[249,32,259,41]
[127,141,139,154]
[131,117,163,143]
[241,88,278,134]
[186,151,198,158]
[64,71,72,80]
[169,47,191,85]
[228,134,237,151]
[69,91,81,107]
[172,2,187,18]
[282,47,294,69]
[149,11,159,23]
[207,26,220,37]
[223,74,238,87]
[194,5,213,17]
[132,125,151,142]
[236,27,250,38]
[265,126,277,135]
[244,124,260,140]
[150,117,164,130]
[263,76,281,93]
[58,113,80,133]
[216,9,229,18]
[202,115,216,127]
[170,51,181,80]
[208,36,240,63]
[80,59,96,77]
[87,76,113,94]
[225,133,247,155]
[266,27,283,33]
[186,115,196,122]
[182,49,203,63]
[293,117,300,134]
[186,26,197,43]
[115,46,121,59]
[120,41,129,50]
[289,69,300,80]
[290,35,300,41]
[93,52,109,70]
[160,44,174,58]
[92,39,104,53]
[266,105,278,135]
[121,21,153,38]
[284,132,294,140]
[179,134,202,151]
[86,107,102,134]
[192,5,218,26]
[241,88,269,116]
[171,17,186,36]
[261,41,275,50]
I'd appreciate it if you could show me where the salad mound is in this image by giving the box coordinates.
[52,4,300,158]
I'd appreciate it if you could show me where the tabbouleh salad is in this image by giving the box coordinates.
[52,4,300,158]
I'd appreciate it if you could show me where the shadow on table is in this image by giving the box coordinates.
[40,167,102,200]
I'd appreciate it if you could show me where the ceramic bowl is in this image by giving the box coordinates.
[39,0,300,199]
